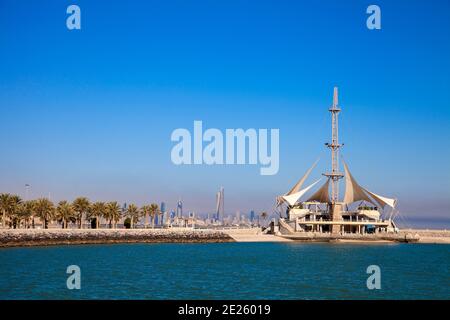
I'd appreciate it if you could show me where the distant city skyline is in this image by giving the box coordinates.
[1,1,449,223]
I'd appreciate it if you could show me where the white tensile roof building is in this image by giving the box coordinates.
[277,88,398,235]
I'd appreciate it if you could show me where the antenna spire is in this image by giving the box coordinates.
[324,87,344,203]
[333,87,338,107]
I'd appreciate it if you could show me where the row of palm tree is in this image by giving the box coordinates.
[0,193,160,229]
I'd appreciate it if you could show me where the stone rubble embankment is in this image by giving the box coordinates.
[0,229,234,248]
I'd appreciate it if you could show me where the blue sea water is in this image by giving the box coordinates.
[0,243,448,300]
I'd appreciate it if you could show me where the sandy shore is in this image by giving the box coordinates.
[0,228,233,248]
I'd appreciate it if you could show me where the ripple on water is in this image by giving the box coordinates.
[0,243,448,299]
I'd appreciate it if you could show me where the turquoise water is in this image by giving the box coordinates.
[0,243,449,300]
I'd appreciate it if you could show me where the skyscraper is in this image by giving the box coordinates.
[160,202,166,225]
[215,187,224,222]
[176,200,183,218]
[250,210,255,223]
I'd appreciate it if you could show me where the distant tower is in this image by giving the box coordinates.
[176,199,183,218]
[324,87,344,203]
[215,187,224,222]
[221,187,224,221]
[215,191,220,221]
[250,210,255,223]
[25,184,30,201]
[160,202,166,225]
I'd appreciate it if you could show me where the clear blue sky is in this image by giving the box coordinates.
[0,0,449,221]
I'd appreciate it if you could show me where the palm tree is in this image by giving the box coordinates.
[72,197,90,229]
[8,195,22,229]
[0,194,22,229]
[106,201,121,229]
[141,205,152,228]
[0,193,10,228]
[89,202,106,229]
[17,200,35,229]
[34,198,55,229]
[56,201,75,229]
[126,204,140,229]
[103,203,112,228]
[24,200,38,229]
[149,203,159,228]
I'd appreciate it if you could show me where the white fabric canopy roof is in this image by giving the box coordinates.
[281,179,322,206]
[343,161,397,209]
[277,159,319,206]
[343,162,374,205]
[286,159,319,195]
[363,188,397,209]
[306,178,330,203]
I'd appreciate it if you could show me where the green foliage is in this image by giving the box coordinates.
[56,200,76,228]
[106,202,122,228]
[34,198,55,229]
[123,217,131,229]
[72,197,90,228]
[126,204,141,228]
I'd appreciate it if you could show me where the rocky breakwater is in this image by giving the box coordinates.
[0,228,234,248]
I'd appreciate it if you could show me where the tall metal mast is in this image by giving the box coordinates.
[324,87,344,203]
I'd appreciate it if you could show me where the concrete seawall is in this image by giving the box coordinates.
[278,230,450,244]
[0,229,234,248]
[280,232,420,243]
[399,229,450,244]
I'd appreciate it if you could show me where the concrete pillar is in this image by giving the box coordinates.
[330,203,343,234]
